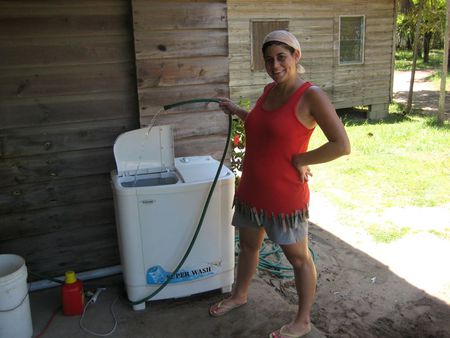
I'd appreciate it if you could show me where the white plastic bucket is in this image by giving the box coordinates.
[0,254,33,338]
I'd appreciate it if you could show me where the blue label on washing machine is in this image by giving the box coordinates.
[146,264,217,285]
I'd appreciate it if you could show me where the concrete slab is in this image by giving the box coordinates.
[30,274,325,338]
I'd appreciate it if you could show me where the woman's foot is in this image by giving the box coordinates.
[269,322,311,338]
[209,297,247,317]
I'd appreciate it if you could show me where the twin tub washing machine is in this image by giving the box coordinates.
[110,125,235,310]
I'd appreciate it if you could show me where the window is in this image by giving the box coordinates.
[339,16,365,64]
[251,20,289,71]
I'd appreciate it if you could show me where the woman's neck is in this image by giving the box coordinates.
[273,75,303,96]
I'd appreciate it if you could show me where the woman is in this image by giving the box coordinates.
[210,30,350,338]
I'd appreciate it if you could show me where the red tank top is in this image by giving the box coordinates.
[235,81,315,226]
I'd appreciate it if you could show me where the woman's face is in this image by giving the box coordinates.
[263,44,300,83]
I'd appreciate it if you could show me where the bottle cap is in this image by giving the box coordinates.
[64,271,77,284]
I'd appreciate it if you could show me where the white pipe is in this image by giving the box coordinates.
[29,265,122,292]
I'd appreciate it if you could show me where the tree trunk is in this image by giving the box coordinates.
[406,2,423,115]
[439,0,450,123]
[407,36,413,50]
[423,32,432,63]
[448,45,450,70]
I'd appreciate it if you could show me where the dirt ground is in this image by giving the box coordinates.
[393,69,450,119]
[257,71,450,337]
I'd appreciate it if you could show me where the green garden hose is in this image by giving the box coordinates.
[163,98,222,110]
[235,235,317,279]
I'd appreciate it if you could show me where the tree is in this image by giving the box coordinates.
[397,0,446,64]
[406,0,424,114]
[397,0,416,50]
[439,0,449,123]
[421,0,446,63]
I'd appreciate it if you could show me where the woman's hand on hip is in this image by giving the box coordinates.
[292,155,312,182]
[297,165,312,182]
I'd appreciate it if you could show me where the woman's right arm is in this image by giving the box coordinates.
[218,98,249,121]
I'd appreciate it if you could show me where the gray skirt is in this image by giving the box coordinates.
[232,209,308,245]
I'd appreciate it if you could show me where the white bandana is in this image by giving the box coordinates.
[262,30,305,73]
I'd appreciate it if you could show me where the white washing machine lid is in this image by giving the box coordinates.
[113,125,174,176]
[175,156,230,183]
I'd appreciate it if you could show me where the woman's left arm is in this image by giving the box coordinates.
[292,87,351,169]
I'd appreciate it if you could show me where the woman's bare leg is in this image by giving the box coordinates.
[210,226,265,313]
[231,227,266,301]
[278,235,316,334]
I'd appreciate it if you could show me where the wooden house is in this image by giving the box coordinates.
[0,0,395,279]
[0,1,139,278]
[227,0,397,119]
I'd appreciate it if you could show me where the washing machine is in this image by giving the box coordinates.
[110,125,235,310]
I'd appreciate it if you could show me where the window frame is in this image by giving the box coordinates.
[338,15,365,65]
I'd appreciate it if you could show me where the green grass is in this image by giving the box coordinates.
[426,70,450,91]
[368,223,411,244]
[428,229,450,240]
[395,49,443,71]
[309,109,450,242]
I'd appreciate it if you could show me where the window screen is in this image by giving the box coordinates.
[252,21,289,71]
[339,16,365,64]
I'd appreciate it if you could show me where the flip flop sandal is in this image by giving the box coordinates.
[209,299,247,317]
[269,324,312,338]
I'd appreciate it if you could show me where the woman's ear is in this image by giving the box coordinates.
[294,49,301,63]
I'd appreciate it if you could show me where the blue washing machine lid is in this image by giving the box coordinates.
[113,125,175,176]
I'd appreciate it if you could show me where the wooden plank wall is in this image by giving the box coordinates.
[227,0,395,115]
[131,0,229,159]
[0,1,139,278]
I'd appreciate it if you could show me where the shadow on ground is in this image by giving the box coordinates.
[29,222,450,337]
[305,223,450,337]
[394,90,450,120]
[259,222,450,337]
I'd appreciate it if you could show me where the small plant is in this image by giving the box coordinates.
[230,98,251,186]
[389,101,406,114]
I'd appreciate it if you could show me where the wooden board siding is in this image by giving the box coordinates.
[0,1,139,278]
[227,0,395,118]
[131,0,230,157]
